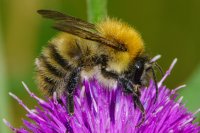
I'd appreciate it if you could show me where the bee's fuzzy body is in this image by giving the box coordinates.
[36,10,160,126]
[36,18,145,96]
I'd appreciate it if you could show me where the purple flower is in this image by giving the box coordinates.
[3,59,200,133]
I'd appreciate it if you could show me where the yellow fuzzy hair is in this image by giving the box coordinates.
[96,18,145,73]
[97,18,144,58]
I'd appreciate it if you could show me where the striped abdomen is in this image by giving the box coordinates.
[35,42,74,97]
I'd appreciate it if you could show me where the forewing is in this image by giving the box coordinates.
[37,9,127,51]
[37,9,95,30]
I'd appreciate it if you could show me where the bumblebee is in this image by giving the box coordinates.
[36,10,162,126]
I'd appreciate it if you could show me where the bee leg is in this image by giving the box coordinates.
[133,94,145,127]
[133,84,141,98]
[65,67,81,115]
[67,94,74,115]
[118,77,133,93]
[57,98,64,105]
[119,77,145,127]
[132,85,141,109]
[150,67,158,104]
[123,83,145,127]
[132,84,145,127]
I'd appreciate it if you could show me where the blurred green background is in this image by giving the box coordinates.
[0,0,200,132]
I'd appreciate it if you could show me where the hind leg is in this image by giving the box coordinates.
[65,67,81,115]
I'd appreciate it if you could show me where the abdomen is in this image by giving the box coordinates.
[35,33,83,97]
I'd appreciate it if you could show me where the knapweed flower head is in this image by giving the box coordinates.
[3,59,200,133]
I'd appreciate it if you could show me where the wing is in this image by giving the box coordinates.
[37,9,127,51]
[37,9,95,30]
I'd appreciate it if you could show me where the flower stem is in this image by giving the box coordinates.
[0,14,11,133]
[86,0,107,23]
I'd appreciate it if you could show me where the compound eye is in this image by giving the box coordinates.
[135,60,143,70]
[134,59,145,84]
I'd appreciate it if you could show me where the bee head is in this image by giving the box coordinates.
[124,56,150,86]
[119,55,163,94]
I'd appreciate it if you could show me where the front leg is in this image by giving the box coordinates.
[118,77,145,127]
[132,85,145,127]
[65,67,81,115]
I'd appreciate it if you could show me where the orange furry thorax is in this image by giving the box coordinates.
[97,18,144,58]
